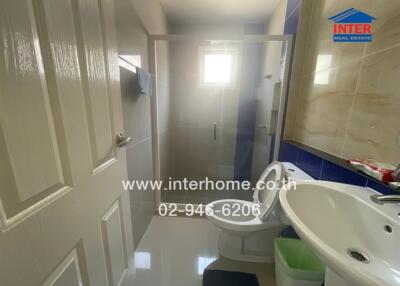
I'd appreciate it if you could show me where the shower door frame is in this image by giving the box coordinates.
[148,34,294,208]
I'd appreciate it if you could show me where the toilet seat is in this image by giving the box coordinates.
[206,162,285,230]
[253,161,285,221]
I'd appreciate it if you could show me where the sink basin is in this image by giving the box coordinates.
[279,180,400,286]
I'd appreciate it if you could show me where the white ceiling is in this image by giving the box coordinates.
[159,0,281,25]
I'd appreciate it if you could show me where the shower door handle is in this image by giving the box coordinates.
[213,123,217,141]
[116,133,132,148]
[256,124,270,135]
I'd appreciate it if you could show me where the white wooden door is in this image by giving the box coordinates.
[0,1,134,286]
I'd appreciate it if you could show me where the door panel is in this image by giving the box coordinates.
[0,0,74,230]
[98,0,125,153]
[42,249,84,286]
[0,0,134,285]
[74,0,115,170]
[101,200,127,286]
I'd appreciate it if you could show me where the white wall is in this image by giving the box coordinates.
[265,0,288,34]
[170,23,245,36]
[114,0,170,247]
[129,0,172,183]
[130,0,169,34]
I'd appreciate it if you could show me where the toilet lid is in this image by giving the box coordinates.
[253,161,285,221]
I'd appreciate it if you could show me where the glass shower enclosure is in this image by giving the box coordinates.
[149,35,293,208]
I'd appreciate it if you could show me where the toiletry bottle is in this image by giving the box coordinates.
[393,164,400,181]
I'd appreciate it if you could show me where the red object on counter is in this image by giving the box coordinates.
[348,159,395,183]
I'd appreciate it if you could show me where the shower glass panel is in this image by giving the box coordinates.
[152,36,292,206]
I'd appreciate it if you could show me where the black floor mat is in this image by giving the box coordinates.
[203,270,259,286]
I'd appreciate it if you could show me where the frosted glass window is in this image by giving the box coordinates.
[203,54,232,84]
[135,252,151,269]
[314,54,332,85]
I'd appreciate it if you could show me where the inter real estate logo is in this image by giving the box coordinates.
[329,8,376,42]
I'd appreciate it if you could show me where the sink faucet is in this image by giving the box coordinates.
[371,195,400,205]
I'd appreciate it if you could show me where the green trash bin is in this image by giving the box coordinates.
[274,238,325,286]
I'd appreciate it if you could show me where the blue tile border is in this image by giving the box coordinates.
[279,141,298,164]
[296,148,324,179]
[320,160,367,187]
[279,140,398,195]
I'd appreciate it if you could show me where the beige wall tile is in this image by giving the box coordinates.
[294,73,356,155]
[342,94,400,164]
[284,0,400,165]
[301,0,368,76]
[342,46,400,164]
[283,77,300,140]
[283,0,314,139]
[323,0,374,18]
[357,46,400,95]
[367,1,400,55]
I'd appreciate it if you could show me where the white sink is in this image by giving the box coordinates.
[279,180,400,286]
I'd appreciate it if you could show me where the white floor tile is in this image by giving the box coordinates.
[133,216,276,286]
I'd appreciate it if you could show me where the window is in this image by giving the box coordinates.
[135,252,151,269]
[119,55,141,68]
[314,54,333,85]
[201,48,236,86]
[118,54,142,73]
[204,54,232,84]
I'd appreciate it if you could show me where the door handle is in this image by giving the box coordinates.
[213,123,217,141]
[256,124,271,135]
[116,133,132,148]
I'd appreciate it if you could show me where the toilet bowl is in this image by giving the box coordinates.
[206,162,314,263]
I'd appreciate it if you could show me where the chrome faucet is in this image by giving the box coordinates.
[371,195,400,205]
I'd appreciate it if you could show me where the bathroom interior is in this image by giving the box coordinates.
[1,0,400,286]
[117,0,400,285]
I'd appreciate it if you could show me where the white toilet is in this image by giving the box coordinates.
[206,161,314,263]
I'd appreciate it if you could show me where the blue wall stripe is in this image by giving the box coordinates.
[279,141,397,195]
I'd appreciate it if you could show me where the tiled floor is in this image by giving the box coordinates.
[133,216,276,286]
